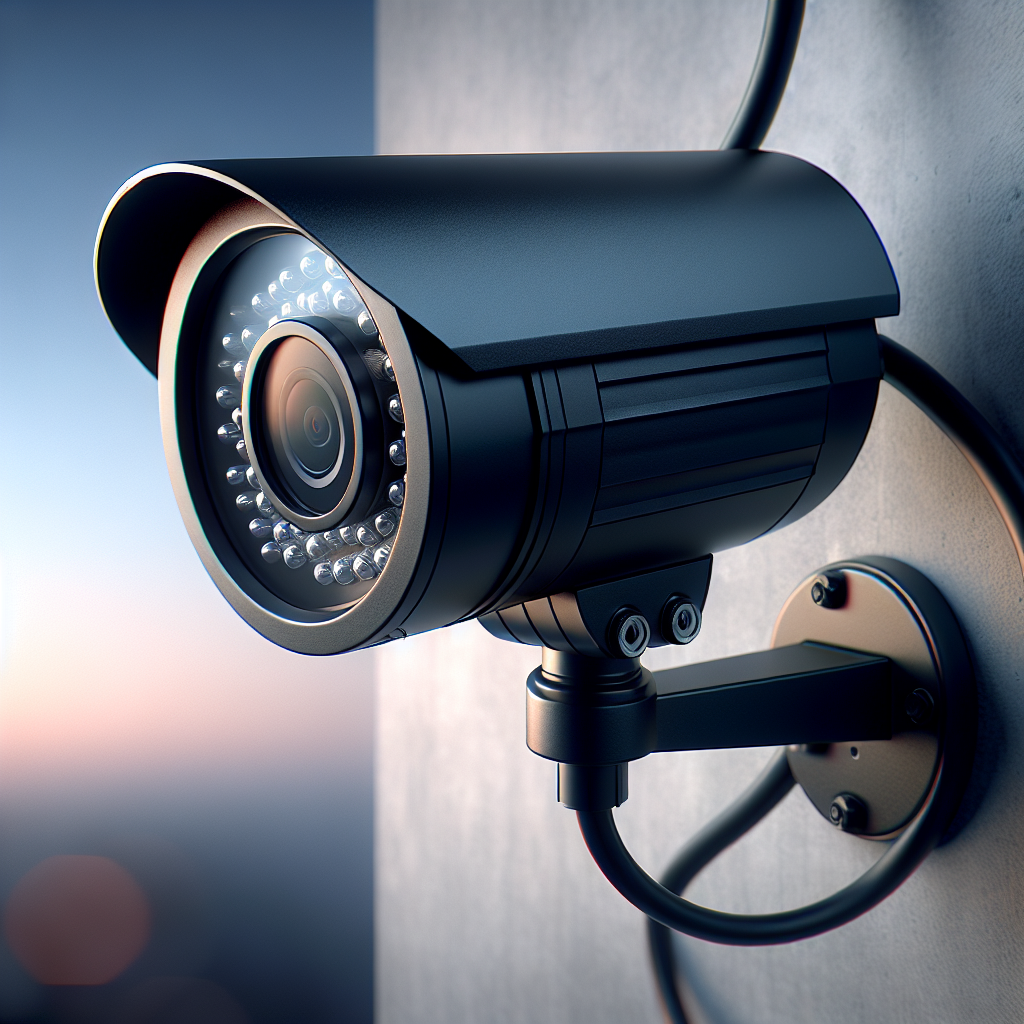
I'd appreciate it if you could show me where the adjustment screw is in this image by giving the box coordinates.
[810,571,847,609]
[662,598,701,645]
[905,687,935,725]
[828,793,867,832]
[609,610,651,659]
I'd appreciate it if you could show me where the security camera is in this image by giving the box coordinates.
[92,5,1024,1003]
[96,150,896,656]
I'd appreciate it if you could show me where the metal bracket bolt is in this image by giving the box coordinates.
[610,610,651,658]
[829,792,867,832]
[811,571,847,609]
[905,687,935,725]
[662,598,701,645]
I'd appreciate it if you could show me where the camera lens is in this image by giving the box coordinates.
[303,406,329,446]
[283,377,341,476]
[253,335,355,515]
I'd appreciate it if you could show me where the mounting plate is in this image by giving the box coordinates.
[772,557,975,839]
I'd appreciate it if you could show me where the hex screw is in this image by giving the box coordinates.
[829,793,867,832]
[905,687,935,726]
[810,570,847,609]
[609,610,651,658]
[662,598,701,645]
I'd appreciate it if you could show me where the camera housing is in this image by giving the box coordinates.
[95,150,898,655]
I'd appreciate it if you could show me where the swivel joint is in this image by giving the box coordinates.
[526,649,657,768]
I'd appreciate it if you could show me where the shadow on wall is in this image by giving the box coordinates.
[940,631,1005,846]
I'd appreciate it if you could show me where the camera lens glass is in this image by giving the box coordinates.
[254,334,354,510]
[195,233,408,611]
[292,385,337,470]
[301,399,333,454]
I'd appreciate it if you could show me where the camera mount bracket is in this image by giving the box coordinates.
[774,557,971,838]
[527,556,975,843]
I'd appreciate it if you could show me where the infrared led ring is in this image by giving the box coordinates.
[200,235,405,604]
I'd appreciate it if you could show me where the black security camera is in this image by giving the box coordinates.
[93,3,1024,1012]
[95,150,896,656]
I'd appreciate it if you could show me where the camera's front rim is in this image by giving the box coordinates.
[158,201,436,653]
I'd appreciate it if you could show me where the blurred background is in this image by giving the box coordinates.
[0,2,375,1021]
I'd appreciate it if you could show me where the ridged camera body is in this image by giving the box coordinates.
[95,151,898,655]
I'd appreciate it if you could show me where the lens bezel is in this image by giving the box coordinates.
[158,200,435,653]
[242,319,379,532]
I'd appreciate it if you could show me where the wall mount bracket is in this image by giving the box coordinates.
[774,556,972,838]
[523,556,976,946]
[527,556,975,839]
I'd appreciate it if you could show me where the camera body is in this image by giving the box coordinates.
[96,150,897,655]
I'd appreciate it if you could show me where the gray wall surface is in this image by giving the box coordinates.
[374,2,1024,1022]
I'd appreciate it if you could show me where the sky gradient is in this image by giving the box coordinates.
[0,3,376,1019]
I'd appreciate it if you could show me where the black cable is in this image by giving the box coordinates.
[647,750,795,1024]
[578,739,951,945]
[880,335,1024,586]
[720,0,806,151]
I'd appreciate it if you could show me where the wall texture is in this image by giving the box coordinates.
[374,2,1024,1021]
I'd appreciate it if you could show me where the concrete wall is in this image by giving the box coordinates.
[374,3,1024,1021]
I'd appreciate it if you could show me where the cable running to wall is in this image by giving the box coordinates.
[647,752,795,1023]
[720,0,806,150]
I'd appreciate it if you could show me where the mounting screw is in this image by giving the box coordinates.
[905,687,935,725]
[829,793,867,832]
[609,609,651,658]
[662,598,701,645]
[811,571,847,609]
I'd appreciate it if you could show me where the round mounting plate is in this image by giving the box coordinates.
[772,557,975,840]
